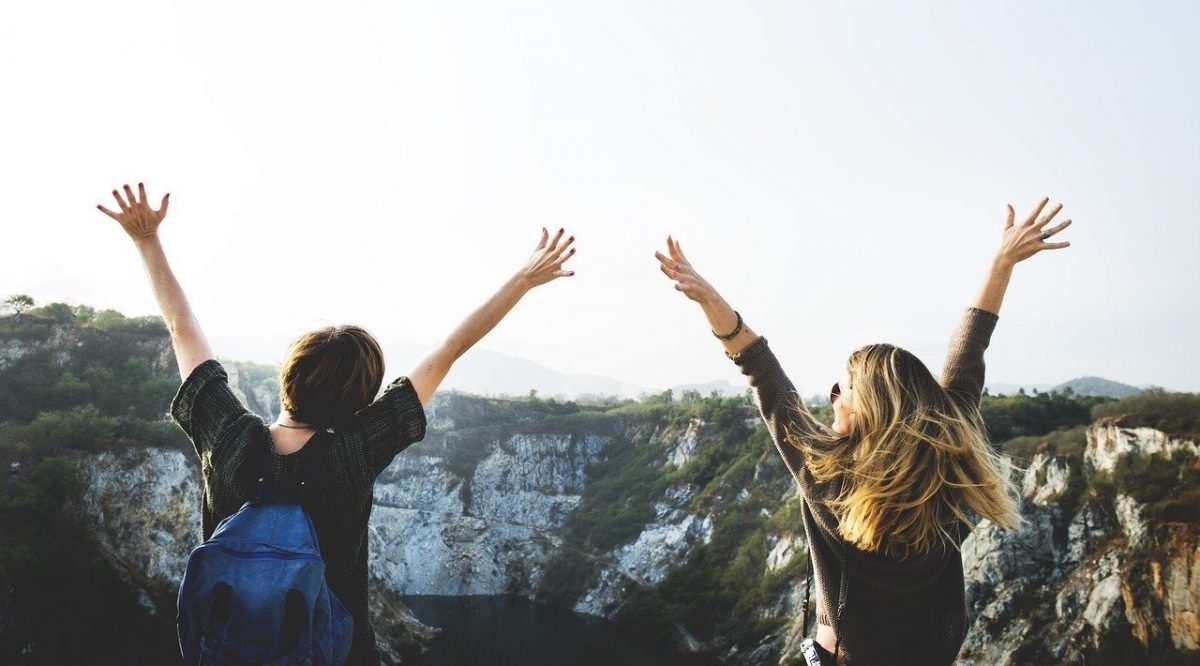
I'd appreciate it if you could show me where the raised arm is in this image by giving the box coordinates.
[943,197,1073,404]
[971,196,1072,316]
[654,236,827,489]
[407,227,576,405]
[654,236,757,356]
[97,183,214,379]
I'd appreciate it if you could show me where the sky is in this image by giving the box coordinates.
[2,1,1197,395]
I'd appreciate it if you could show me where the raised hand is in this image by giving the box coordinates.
[653,235,754,354]
[518,227,576,288]
[996,197,1072,266]
[97,182,170,241]
[655,235,717,305]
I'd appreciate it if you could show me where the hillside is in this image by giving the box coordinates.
[1,303,1198,664]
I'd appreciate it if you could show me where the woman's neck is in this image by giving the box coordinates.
[274,410,315,430]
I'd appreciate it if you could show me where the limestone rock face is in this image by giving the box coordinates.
[573,482,715,617]
[71,447,201,609]
[223,362,279,423]
[765,532,806,573]
[367,424,612,596]
[667,419,703,469]
[956,423,1200,664]
[55,359,1198,665]
[1021,452,1071,505]
[468,433,607,529]
[1086,423,1199,473]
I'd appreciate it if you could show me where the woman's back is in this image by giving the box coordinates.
[727,307,1003,665]
[171,359,427,665]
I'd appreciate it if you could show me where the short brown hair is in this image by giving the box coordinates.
[279,325,385,429]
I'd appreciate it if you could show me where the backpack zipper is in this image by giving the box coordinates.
[201,543,324,563]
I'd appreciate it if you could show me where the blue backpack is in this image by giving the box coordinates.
[177,436,353,665]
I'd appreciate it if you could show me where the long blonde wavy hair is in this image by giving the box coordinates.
[792,343,1021,558]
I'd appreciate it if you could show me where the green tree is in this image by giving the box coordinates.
[1,294,34,315]
[23,404,118,452]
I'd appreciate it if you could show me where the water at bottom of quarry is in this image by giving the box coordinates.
[402,595,724,666]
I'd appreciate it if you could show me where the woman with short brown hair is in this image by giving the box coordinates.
[98,182,577,664]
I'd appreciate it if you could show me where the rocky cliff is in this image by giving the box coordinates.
[70,386,1199,664]
[956,425,1199,664]
[6,312,1196,664]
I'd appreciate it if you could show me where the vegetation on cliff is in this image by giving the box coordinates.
[2,300,1198,663]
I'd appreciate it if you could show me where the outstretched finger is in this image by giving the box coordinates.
[553,247,577,267]
[671,238,691,265]
[137,182,148,205]
[549,234,575,261]
[1044,218,1072,237]
[112,189,130,211]
[659,263,678,281]
[1005,204,1015,229]
[1041,241,1071,250]
[546,227,565,253]
[666,235,682,262]
[536,227,548,250]
[654,250,678,270]
[553,269,576,277]
[157,193,170,219]
[1022,197,1049,226]
[96,204,121,221]
[123,184,138,209]
[1035,203,1063,230]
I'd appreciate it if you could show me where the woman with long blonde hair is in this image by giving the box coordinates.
[654,198,1072,665]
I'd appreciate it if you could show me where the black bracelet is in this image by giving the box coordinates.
[713,310,744,341]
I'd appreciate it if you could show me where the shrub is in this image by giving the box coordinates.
[1112,450,1200,522]
[980,391,1111,443]
[1001,426,1089,464]
[1091,390,1200,441]
[21,405,118,452]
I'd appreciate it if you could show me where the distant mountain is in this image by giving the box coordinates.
[985,377,1146,399]
[399,344,643,399]
[1052,376,1145,398]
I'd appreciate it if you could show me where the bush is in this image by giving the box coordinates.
[1112,450,1200,522]
[536,546,597,608]
[1091,390,1200,441]
[91,309,167,335]
[1002,426,1089,465]
[27,302,75,324]
[21,405,118,452]
[980,391,1111,443]
[0,457,83,526]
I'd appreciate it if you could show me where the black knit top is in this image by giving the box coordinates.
[171,360,427,665]
[729,307,1000,665]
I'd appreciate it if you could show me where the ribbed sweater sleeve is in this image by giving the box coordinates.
[728,336,829,497]
[352,376,428,474]
[940,307,1000,408]
[171,359,257,467]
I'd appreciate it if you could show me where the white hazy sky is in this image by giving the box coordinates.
[2,1,1197,394]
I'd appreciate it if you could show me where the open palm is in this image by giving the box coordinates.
[97,182,170,240]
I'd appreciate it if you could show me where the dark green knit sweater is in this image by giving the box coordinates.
[729,307,999,665]
[171,360,427,665]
